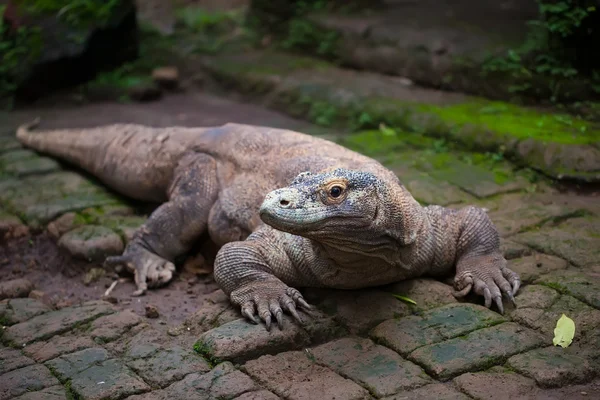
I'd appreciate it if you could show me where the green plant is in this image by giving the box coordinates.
[0,5,42,104]
[19,0,121,27]
[481,0,597,101]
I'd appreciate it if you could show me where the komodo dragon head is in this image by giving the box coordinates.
[259,168,424,252]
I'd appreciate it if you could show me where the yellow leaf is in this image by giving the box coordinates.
[553,314,575,348]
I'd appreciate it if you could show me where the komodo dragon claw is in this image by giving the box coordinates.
[452,252,521,314]
[105,246,176,296]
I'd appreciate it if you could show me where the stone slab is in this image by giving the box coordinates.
[409,322,545,380]
[126,344,211,388]
[45,347,111,381]
[11,385,68,400]
[507,254,568,284]
[511,294,600,339]
[310,337,431,397]
[69,359,150,400]
[535,270,600,310]
[499,238,533,260]
[127,362,261,400]
[196,317,310,363]
[513,217,600,267]
[0,346,34,374]
[381,383,470,400]
[385,278,457,312]
[243,351,371,400]
[370,303,506,356]
[453,369,539,400]
[0,298,52,325]
[508,346,597,388]
[4,301,115,346]
[23,334,97,363]
[0,364,59,400]
[89,309,144,343]
[400,170,474,206]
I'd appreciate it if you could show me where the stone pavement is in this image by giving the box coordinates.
[1,93,600,399]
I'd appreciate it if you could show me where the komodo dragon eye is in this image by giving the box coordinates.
[329,186,343,198]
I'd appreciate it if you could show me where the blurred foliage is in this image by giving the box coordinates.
[0,5,42,106]
[16,0,121,28]
[482,0,600,102]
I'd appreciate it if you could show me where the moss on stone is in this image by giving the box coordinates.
[417,101,600,145]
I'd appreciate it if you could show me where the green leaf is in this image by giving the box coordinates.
[553,314,575,348]
[392,294,417,305]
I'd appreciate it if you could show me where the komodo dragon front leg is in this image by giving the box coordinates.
[106,152,218,295]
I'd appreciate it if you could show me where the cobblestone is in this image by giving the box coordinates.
[4,301,115,346]
[381,383,470,400]
[0,364,59,400]
[196,317,310,363]
[370,304,506,356]
[507,254,568,284]
[0,298,51,325]
[89,310,144,343]
[0,278,34,300]
[508,346,598,388]
[11,385,68,400]
[408,322,545,380]
[453,368,539,400]
[0,346,34,374]
[513,217,600,267]
[23,334,97,363]
[243,351,371,400]
[310,337,431,397]
[46,348,150,399]
[58,225,124,262]
[511,294,600,340]
[385,278,457,311]
[127,362,266,400]
[535,269,600,310]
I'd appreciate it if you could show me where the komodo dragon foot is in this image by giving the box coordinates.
[230,280,314,331]
[452,251,520,314]
[105,245,175,296]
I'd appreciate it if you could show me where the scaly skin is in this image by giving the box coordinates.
[17,120,520,329]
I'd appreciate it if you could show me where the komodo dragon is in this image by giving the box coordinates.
[17,120,520,330]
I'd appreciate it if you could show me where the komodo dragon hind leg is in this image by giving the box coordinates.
[105,152,219,296]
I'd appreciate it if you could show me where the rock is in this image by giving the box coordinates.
[152,67,179,90]
[83,267,106,286]
[28,290,45,300]
[370,303,507,356]
[507,346,597,388]
[454,369,539,399]
[243,351,371,400]
[0,298,51,325]
[127,362,262,400]
[0,364,60,400]
[6,0,139,102]
[128,83,163,102]
[409,323,545,380]
[310,337,431,397]
[145,305,160,319]
[0,347,35,374]
[196,317,310,364]
[58,225,124,262]
[4,300,115,346]
[46,212,77,239]
[0,211,28,240]
[0,278,34,300]
[23,335,96,363]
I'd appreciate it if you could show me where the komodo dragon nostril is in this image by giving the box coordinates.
[279,199,290,207]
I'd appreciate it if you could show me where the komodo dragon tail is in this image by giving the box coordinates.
[16,119,186,202]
